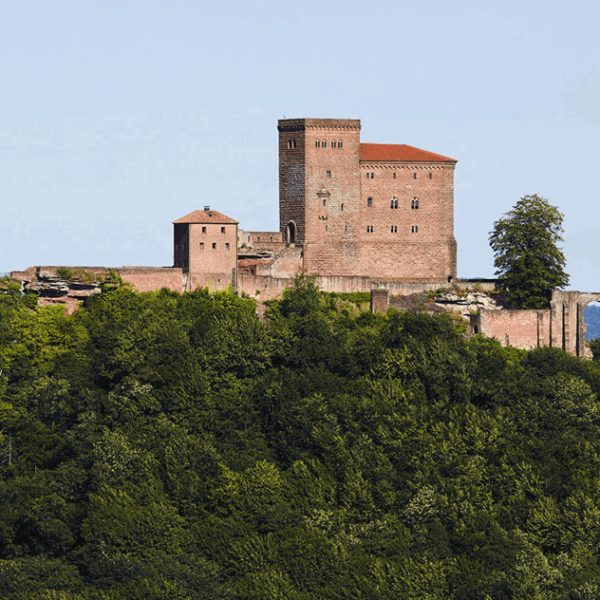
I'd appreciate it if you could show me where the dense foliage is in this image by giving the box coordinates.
[489,194,569,308]
[2,275,600,599]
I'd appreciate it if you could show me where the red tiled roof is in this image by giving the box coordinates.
[173,209,238,225]
[360,143,456,163]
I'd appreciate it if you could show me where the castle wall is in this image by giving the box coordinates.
[472,309,551,350]
[118,267,184,292]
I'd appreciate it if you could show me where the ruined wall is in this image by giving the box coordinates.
[371,289,389,314]
[238,229,285,251]
[472,309,551,350]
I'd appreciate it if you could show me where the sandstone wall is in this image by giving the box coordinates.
[472,309,551,350]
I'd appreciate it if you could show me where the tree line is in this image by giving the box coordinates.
[2,272,600,599]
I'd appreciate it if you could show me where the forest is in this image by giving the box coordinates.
[2,274,600,599]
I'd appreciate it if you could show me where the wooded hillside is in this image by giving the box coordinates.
[2,275,600,599]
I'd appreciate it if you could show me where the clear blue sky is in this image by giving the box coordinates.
[2,0,598,290]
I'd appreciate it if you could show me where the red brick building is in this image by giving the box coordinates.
[173,207,238,291]
[277,118,457,280]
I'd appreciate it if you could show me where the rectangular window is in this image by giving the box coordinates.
[429,172,432,179]
[212,242,217,248]
[338,141,343,148]
[322,140,326,147]
[202,226,206,233]
[413,173,417,179]
[200,242,204,249]
[326,170,331,178]
[221,226,225,233]
[393,172,396,179]
[315,140,320,148]
[341,203,344,211]
[225,243,230,250]
[367,197,372,207]
[331,141,335,148]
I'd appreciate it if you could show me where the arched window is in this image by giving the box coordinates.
[286,221,296,244]
[367,197,373,207]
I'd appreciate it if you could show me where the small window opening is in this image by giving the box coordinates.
[341,203,344,211]
[322,140,326,147]
[393,172,396,179]
[331,141,335,148]
[221,226,225,233]
[429,172,432,179]
[212,242,217,248]
[326,170,331,178]
[322,199,326,206]
[202,226,206,233]
[200,242,204,249]
[411,225,419,233]
[413,172,417,179]
[338,140,343,148]
[367,225,373,233]
[315,140,320,148]
[225,243,230,250]
[367,197,373,207]
[474,325,479,334]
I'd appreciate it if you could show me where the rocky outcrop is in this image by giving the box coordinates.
[21,271,102,314]
[432,291,502,319]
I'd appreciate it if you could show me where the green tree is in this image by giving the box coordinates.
[489,194,569,308]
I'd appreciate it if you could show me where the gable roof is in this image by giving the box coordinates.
[173,209,238,225]
[360,143,456,163]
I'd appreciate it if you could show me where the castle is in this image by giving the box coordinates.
[172,118,458,294]
[11,117,600,357]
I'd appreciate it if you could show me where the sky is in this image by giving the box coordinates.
[1,0,599,291]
